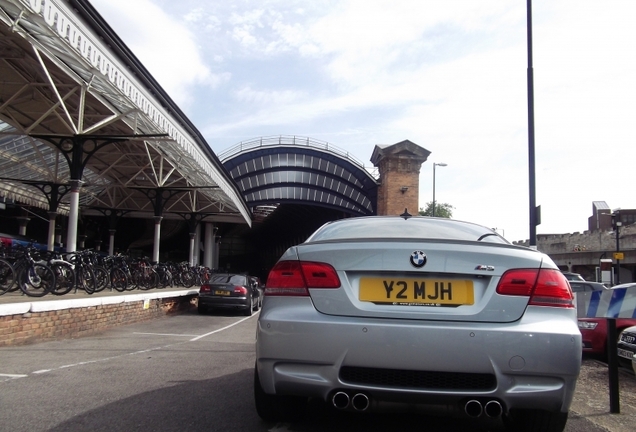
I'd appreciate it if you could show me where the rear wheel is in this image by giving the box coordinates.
[77,265,96,294]
[197,302,207,314]
[0,259,16,295]
[503,409,568,432]
[254,365,305,422]
[181,270,195,288]
[110,268,128,292]
[92,266,109,293]
[19,263,55,297]
[243,299,253,316]
[50,262,76,296]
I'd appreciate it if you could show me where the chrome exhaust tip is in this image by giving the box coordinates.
[351,393,370,411]
[484,400,503,417]
[332,391,350,410]
[464,399,483,418]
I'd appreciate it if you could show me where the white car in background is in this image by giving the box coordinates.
[618,324,636,374]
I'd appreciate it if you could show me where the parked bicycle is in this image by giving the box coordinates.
[11,246,56,297]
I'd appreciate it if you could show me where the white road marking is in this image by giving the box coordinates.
[133,332,199,337]
[31,342,188,375]
[0,373,28,383]
[7,314,258,378]
[190,314,257,341]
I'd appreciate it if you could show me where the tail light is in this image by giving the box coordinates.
[265,261,340,296]
[496,268,574,308]
[200,284,211,292]
[234,286,248,295]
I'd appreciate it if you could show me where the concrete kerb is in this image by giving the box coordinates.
[0,289,200,317]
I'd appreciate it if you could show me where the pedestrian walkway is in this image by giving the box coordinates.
[0,286,197,307]
[0,286,200,347]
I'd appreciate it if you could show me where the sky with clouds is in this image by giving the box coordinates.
[90,0,636,242]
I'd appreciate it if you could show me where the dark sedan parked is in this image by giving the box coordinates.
[198,273,260,316]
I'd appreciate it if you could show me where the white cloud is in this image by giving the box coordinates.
[91,0,227,109]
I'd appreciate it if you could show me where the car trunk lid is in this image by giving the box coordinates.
[293,240,546,323]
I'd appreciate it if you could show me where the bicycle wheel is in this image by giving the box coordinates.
[129,270,142,290]
[138,270,158,290]
[77,265,97,294]
[0,259,16,295]
[92,266,109,293]
[19,263,56,297]
[181,270,196,288]
[50,262,76,296]
[160,269,172,288]
[110,267,128,292]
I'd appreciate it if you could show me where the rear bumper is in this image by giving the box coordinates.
[256,298,581,414]
[198,295,250,310]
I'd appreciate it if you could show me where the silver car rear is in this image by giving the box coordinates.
[255,216,581,432]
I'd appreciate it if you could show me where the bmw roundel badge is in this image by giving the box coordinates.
[410,250,427,268]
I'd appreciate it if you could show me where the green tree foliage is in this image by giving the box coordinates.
[418,201,454,218]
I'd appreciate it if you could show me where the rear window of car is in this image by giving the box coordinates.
[305,216,509,244]
[210,274,246,285]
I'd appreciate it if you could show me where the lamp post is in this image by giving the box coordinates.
[432,162,447,217]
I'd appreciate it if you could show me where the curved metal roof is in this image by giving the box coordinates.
[221,136,379,217]
[0,0,250,224]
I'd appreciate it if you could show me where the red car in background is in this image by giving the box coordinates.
[577,282,636,358]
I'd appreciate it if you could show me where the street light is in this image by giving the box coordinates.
[432,162,447,217]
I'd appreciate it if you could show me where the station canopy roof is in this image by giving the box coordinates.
[0,0,251,224]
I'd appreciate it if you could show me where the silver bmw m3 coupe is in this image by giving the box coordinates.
[254,216,581,432]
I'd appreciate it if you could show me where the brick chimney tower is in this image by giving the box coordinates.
[370,140,431,216]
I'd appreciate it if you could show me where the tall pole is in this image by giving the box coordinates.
[527,0,538,248]
[432,164,437,217]
[615,220,621,285]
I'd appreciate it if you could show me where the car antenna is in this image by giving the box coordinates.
[400,208,412,220]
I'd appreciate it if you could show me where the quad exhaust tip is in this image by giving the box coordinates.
[484,400,503,417]
[351,393,370,411]
[464,399,503,418]
[331,391,370,411]
[332,391,350,410]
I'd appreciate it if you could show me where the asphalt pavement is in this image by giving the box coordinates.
[1,288,635,431]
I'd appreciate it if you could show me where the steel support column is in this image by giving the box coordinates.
[204,222,215,269]
[188,232,196,267]
[65,179,81,252]
[47,212,57,251]
[152,216,163,263]
[108,229,116,256]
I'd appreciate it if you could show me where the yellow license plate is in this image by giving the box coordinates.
[359,277,474,306]
[214,290,230,296]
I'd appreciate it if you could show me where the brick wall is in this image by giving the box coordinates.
[0,294,197,347]
[376,158,421,216]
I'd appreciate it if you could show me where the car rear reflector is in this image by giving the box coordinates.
[496,268,574,308]
[265,261,341,296]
